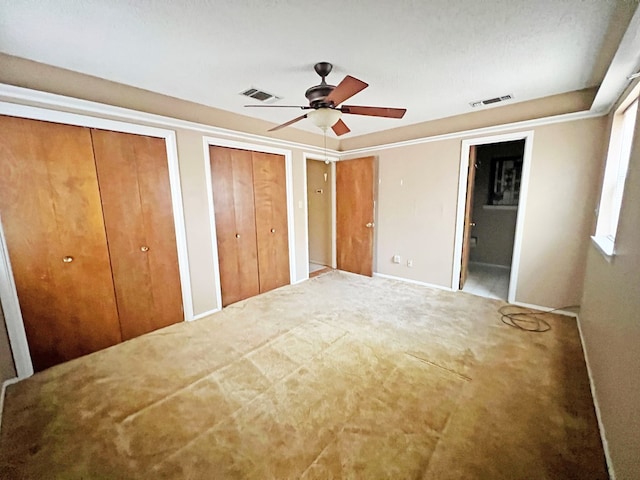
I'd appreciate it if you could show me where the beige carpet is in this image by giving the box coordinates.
[0,271,607,479]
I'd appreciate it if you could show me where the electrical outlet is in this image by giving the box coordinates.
[392,254,401,264]
[407,259,413,267]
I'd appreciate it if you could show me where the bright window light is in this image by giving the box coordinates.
[592,92,638,257]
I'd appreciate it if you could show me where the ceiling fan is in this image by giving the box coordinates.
[245,62,407,136]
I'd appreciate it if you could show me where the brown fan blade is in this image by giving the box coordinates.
[245,105,309,109]
[341,105,407,118]
[331,119,351,136]
[268,114,308,132]
[325,75,368,107]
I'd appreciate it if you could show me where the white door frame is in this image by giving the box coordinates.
[303,154,338,279]
[0,102,194,378]
[0,217,32,379]
[202,137,297,309]
[452,130,534,303]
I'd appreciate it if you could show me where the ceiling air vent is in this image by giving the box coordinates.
[470,94,513,108]
[240,87,281,103]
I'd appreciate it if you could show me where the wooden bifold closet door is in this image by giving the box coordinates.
[91,129,183,340]
[0,117,122,371]
[252,152,290,293]
[209,146,290,307]
[0,115,183,371]
[209,146,260,306]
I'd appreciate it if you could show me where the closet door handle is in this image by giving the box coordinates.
[235,234,241,239]
[270,228,276,233]
[62,256,74,263]
[140,246,149,252]
[365,222,374,228]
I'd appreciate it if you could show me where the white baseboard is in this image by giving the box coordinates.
[511,300,614,477]
[576,316,616,480]
[509,300,579,318]
[373,273,454,291]
[190,308,220,321]
[469,261,511,270]
[309,259,330,267]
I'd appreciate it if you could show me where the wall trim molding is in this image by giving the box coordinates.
[468,261,511,270]
[373,272,454,291]
[340,110,604,156]
[0,83,606,159]
[0,83,339,157]
[0,220,32,379]
[508,301,579,318]
[191,308,221,322]
[575,316,616,480]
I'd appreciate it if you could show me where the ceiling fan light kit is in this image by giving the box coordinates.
[248,62,407,136]
[307,108,342,130]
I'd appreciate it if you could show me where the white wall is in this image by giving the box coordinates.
[515,119,606,307]
[344,117,607,308]
[579,107,640,480]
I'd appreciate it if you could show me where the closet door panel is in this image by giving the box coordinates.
[134,134,184,329]
[0,116,122,371]
[209,146,259,306]
[91,129,183,340]
[252,152,290,293]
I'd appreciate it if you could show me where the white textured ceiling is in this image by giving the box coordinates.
[0,0,637,137]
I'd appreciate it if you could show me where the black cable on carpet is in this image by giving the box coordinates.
[498,305,580,333]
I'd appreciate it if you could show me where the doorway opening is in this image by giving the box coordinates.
[305,157,335,278]
[453,131,533,303]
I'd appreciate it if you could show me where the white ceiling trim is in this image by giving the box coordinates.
[0,83,605,159]
[340,110,604,157]
[591,4,640,113]
[0,83,340,157]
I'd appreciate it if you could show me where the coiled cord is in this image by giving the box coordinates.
[499,305,580,332]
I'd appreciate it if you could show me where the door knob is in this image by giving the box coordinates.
[365,222,374,228]
[140,246,149,252]
[270,228,276,233]
[235,234,241,238]
[470,222,476,227]
[62,256,74,263]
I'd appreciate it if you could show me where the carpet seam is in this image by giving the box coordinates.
[151,335,350,471]
[404,353,472,382]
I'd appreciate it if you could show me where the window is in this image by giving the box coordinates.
[592,91,639,257]
[488,156,523,206]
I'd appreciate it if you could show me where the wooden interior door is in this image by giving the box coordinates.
[0,116,122,371]
[210,146,260,306]
[336,156,375,276]
[91,129,183,340]
[460,146,477,288]
[252,152,290,293]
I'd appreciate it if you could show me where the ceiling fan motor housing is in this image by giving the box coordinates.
[306,62,337,108]
[305,84,336,108]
